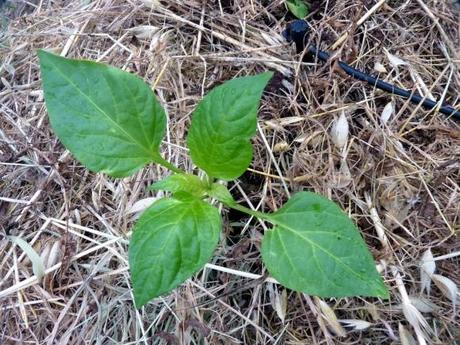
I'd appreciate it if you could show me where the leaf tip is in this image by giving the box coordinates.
[259,71,275,85]
[133,291,149,309]
[262,70,275,79]
[37,49,57,64]
[377,286,390,299]
[371,278,390,299]
[37,48,46,59]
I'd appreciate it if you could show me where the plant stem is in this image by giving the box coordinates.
[205,174,214,188]
[153,158,269,222]
[155,156,184,174]
[226,202,270,221]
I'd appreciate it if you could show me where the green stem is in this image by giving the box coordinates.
[205,174,214,188]
[155,156,184,174]
[225,202,270,221]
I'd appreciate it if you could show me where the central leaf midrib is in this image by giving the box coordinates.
[269,218,371,283]
[51,61,156,159]
[269,211,357,240]
[275,230,310,286]
[192,98,252,174]
[136,201,193,267]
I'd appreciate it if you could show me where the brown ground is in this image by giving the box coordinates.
[1,0,459,344]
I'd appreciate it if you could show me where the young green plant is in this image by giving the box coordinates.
[38,50,389,308]
[286,0,310,18]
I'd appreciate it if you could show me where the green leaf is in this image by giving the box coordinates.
[187,72,273,180]
[38,50,166,177]
[261,192,388,298]
[150,174,208,198]
[208,183,235,205]
[286,0,309,18]
[129,197,221,307]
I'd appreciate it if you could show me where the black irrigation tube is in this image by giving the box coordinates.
[283,20,460,120]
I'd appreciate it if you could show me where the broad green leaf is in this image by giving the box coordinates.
[38,50,166,177]
[208,183,235,205]
[286,0,309,18]
[261,192,388,298]
[187,72,273,180]
[129,197,221,307]
[150,174,208,198]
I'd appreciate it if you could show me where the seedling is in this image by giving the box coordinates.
[38,50,389,308]
[286,0,310,19]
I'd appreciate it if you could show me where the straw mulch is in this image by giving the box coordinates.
[1,0,459,344]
